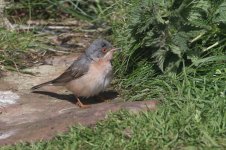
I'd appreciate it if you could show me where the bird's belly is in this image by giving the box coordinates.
[65,61,112,97]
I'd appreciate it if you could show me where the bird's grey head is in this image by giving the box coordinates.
[85,39,113,60]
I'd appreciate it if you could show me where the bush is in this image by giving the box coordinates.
[110,0,226,74]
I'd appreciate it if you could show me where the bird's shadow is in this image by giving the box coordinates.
[32,90,119,105]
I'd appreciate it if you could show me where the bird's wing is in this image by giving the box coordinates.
[51,57,90,85]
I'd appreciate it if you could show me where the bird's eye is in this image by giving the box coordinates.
[102,48,107,53]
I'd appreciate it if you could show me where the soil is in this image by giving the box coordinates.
[0,19,158,146]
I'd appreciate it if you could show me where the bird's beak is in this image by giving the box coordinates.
[103,48,121,60]
[109,48,122,52]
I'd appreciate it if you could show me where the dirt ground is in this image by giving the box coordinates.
[0,19,158,145]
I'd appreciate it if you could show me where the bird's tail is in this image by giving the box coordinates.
[31,81,53,90]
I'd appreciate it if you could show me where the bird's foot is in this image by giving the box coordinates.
[76,97,90,108]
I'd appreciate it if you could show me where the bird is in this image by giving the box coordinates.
[31,39,120,108]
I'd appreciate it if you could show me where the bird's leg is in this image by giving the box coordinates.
[76,97,90,108]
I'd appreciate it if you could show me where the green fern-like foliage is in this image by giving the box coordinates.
[113,0,226,73]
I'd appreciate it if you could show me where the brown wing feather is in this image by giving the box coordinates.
[31,55,90,90]
[51,56,90,85]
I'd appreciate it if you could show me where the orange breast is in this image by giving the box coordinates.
[65,59,112,97]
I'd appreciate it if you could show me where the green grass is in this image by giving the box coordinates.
[0,28,45,71]
[6,0,113,22]
[0,28,51,71]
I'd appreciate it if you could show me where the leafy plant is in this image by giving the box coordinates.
[111,0,226,73]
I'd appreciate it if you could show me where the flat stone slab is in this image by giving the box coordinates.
[0,94,157,145]
[0,54,158,145]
